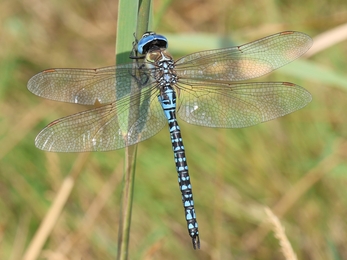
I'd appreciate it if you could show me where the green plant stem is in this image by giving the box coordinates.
[117,145,138,260]
[116,0,152,259]
[136,0,152,36]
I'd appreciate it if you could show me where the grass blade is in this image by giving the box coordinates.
[116,0,152,259]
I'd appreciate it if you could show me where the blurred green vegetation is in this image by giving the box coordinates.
[1,0,347,259]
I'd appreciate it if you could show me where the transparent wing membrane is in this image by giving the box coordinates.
[176,81,312,128]
[176,31,312,83]
[27,63,153,105]
[34,85,166,152]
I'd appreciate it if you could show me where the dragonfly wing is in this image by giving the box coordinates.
[35,86,166,152]
[27,63,153,105]
[175,31,312,82]
[176,81,312,128]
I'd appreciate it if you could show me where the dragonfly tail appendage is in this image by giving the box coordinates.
[192,234,200,249]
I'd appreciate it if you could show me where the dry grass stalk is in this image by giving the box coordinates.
[265,207,297,260]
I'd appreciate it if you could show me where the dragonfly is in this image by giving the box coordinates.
[28,31,312,249]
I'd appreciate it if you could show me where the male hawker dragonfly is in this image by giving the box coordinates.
[28,31,312,249]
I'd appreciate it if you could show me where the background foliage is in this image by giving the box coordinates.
[1,0,347,259]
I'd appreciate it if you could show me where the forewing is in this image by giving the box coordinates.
[175,31,312,82]
[176,81,312,128]
[35,86,166,152]
[27,63,153,105]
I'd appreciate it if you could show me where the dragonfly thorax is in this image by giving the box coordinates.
[145,49,178,87]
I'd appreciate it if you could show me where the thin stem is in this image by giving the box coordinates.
[22,153,89,260]
[116,0,152,259]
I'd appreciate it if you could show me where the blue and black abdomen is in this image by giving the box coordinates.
[158,85,200,249]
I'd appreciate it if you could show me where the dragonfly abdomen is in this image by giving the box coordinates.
[158,85,200,249]
[170,119,200,249]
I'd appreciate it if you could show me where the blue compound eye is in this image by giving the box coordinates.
[137,32,168,54]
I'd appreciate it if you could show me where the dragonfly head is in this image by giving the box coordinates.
[138,32,168,55]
